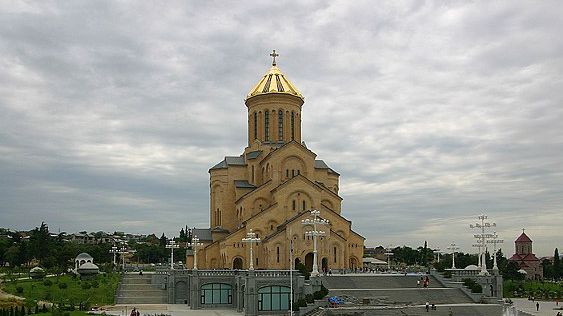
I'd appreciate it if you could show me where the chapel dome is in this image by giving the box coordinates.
[246,57,303,101]
[464,265,479,270]
[76,252,93,260]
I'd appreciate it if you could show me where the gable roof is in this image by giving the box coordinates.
[314,160,340,176]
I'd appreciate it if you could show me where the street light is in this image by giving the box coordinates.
[118,245,135,271]
[385,246,394,271]
[190,235,203,270]
[109,246,119,269]
[487,232,504,270]
[242,229,261,270]
[166,239,181,270]
[447,242,459,269]
[472,239,484,268]
[470,214,496,275]
[301,209,329,277]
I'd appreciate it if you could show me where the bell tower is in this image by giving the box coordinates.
[245,50,304,147]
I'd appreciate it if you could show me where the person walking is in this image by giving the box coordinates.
[425,302,429,312]
[536,302,539,311]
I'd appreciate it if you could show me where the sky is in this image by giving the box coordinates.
[1,1,562,257]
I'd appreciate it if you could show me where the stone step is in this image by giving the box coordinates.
[121,278,152,284]
[327,288,473,305]
[120,284,163,291]
[116,297,168,304]
[119,290,167,296]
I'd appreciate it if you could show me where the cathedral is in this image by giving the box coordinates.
[191,53,364,271]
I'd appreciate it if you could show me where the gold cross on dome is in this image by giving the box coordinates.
[270,50,279,66]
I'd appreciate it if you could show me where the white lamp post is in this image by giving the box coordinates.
[301,210,329,277]
[470,214,496,275]
[109,246,119,269]
[447,242,459,269]
[118,245,135,271]
[190,235,203,270]
[487,232,504,270]
[385,246,394,271]
[242,229,261,270]
[166,239,180,270]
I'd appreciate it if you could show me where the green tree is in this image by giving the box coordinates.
[554,248,560,279]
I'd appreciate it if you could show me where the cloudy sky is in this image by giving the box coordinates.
[1,1,562,256]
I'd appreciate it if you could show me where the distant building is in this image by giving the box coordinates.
[508,230,543,280]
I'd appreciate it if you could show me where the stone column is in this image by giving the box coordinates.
[190,270,200,310]
[244,270,257,316]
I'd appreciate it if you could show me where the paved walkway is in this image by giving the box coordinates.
[102,305,241,316]
[511,298,563,316]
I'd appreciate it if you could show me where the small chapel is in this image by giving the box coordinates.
[508,229,543,280]
[190,52,364,271]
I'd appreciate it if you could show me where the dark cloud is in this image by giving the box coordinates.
[1,1,561,255]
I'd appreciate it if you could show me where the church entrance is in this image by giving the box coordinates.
[305,253,314,272]
[349,257,358,270]
[321,257,328,273]
[233,257,243,270]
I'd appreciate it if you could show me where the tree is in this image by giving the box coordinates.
[159,233,167,247]
[554,248,560,280]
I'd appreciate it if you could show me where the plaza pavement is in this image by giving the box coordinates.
[103,305,241,316]
[510,298,563,316]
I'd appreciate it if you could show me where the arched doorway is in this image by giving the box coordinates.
[349,257,358,270]
[305,253,314,272]
[175,281,188,304]
[321,257,328,273]
[294,258,301,269]
[233,257,243,270]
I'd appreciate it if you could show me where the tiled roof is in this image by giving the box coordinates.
[192,228,212,241]
[515,232,532,243]
[235,180,256,189]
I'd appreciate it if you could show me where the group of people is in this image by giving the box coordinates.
[425,302,436,312]
[417,275,430,288]
[129,308,140,316]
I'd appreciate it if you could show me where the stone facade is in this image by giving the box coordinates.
[191,58,364,271]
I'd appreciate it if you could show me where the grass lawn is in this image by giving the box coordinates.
[1,273,120,305]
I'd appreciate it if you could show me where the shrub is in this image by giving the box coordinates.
[43,279,52,286]
[305,294,314,303]
[291,302,300,311]
[16,286,24,294]
[81,282,91,290]
[297,298,307,307]
[91,280,99,288]
[58,282,67,289]
[462,278,483,293]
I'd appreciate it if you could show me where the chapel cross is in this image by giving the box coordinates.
[270,50,279,66]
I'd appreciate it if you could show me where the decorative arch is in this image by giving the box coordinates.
[253,197,269,215]
[286,190,313,213]
[281,155,306,179]
[321,199,334,210]
[233,257,243,270]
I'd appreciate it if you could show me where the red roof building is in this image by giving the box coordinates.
[508,230,543,280]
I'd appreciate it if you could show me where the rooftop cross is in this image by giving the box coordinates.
[270,49,279,66]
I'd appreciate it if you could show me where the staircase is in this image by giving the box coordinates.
[321,274,473,305]
[115,273,168,304]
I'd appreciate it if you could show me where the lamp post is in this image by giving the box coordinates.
[447,242,459,269]
[301,209,329,277]
[190,235,203,270]
[109,246,119,269]
[472,239,484,268]
[118,245,134,271]
[487,232,504,270]
[470,214,496,275]
[385,246,394,271]
[242,229,261,270]
[166,239,180,270]
[434,248,442,263]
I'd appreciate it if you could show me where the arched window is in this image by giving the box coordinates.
[264,111,270,141]
[292,200,296,210]
[291,111,295,140]
[253,112,257,139]
[334,247,337,263]
[302,201,306,211]
[201,283,232,304]
[258,286,291,311]
[277,246,280,263]
[278,110,283,141]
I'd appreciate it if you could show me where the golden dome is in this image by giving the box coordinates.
[246,63,303,101]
